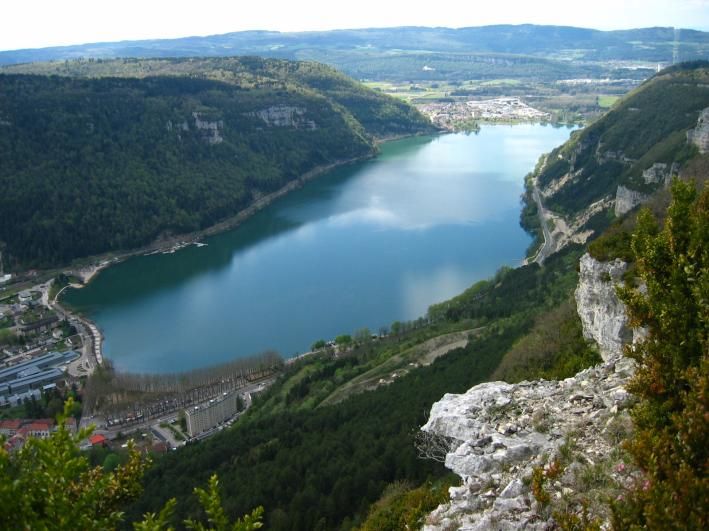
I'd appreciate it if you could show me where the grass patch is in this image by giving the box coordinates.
[598,95,620,108]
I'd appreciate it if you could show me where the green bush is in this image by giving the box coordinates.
[611,180,708,529]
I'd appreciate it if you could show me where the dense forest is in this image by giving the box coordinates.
[0,58,435,267]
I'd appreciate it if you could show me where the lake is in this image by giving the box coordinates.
[64,124,576,373]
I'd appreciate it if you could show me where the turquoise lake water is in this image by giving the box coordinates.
[64,125,576,373]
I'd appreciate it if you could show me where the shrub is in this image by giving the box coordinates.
[611,180,708,529]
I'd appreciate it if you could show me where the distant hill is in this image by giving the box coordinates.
[0,57,435,268]
[2,25,708,82]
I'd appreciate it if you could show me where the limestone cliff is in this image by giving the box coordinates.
[247,105,317,130]
[614,185,649,217]
[688,107,709,154]
[574,253,632,360]
[421,253,637,529]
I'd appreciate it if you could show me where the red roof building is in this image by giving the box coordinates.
[88,433,107,446]
[0,419,23,436]
[24,422,53,438]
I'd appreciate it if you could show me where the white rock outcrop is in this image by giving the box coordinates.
[641,161,679,188]
[575,253,632,361]
[614,185,649,216]
[421,252,639,529]
[421,357,636,530]
[192,112,224,144]
[248,105,317,129]
[688,107,709,154]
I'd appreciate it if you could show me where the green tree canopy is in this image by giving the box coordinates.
[0,399,263,530]
[613,179,708,529]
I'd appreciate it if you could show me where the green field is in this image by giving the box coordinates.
[598,95,621,108]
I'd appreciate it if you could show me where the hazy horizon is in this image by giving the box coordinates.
[2,0,708,52]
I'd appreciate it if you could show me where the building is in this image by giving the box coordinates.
[0,418,56,452]
[21,419,54,438]
[0,419,22,437]
[0,350,79,384]
[88,434,107,447]
[0,368,63,397]
[16,310,59,335]
[0,351,79,405]
[185,392,240,437]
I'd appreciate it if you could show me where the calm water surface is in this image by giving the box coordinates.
[64,125,576,373]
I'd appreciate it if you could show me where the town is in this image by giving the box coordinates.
[0,265,278,454]
[418,97,551,130]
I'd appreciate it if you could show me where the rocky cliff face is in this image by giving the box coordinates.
[248,105,317,129]
[688,107,709,154]
[574,253,633,361]
[614,185,649,217]
[192,112,224,144]
[421,253,637,529]
[422,356,635,530]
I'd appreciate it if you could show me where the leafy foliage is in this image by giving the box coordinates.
[611,180,709,529]
[0,399,148,530]
[356,480,453,531]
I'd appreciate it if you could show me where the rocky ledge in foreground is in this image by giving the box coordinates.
[421,355,637,530]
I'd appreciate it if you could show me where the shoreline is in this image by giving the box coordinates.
[60,152,380,292]
[51,137,422,371]
[58,131,442,292]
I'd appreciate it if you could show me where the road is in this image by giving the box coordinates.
[531,184,555,265]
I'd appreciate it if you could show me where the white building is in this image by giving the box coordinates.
[185,392,240,437]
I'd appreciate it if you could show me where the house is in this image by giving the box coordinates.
[0,418,22,437]
[88,433,107,447]
[4,433,25,451]
[22,419,54,439]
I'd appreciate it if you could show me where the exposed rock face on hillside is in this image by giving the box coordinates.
[422,253,637,530]
[688,107,709,154]
[421,356,635,530]
[575,254,632,360]
[248,105,317,129]
[192,112,224,144]
[641,162,678,186]
[614,185,649,217]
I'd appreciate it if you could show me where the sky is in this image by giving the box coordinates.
[2,0,708,51]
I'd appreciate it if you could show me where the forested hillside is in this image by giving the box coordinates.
[520,61,709,251]
[0,58,434,267]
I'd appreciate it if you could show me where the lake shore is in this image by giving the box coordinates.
[59,152,382,291]
[59,131,444,291]
[45,151,388,373]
